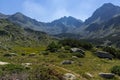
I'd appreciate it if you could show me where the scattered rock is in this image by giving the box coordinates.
[10,53,17,56]
[112,34,117,37]
[72,56,78,59]
[22,63,32,67]
[3,53,17,57]
[71,48,85,58]
[95,51,113,60]
[0,61,9,65]
[61,60,73,65]
[63,73,76,80]
[29,53,36,56]
[85,72,94,78]
[71,48,85,53]
[99,72,115,79]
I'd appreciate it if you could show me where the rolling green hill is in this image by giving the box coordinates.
[0,19,51,50]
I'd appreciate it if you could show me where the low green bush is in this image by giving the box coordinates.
[41,51,49,55]
[2,64,26,73]
[3,53,12,57]
[46,42,61,52]
[64,46,71,50]
[115,50,120,59]
[30,65,63,80]
[59,39,93,50]
[103,46,116,57]
[111,65,120,76]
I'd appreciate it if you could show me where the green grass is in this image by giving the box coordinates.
[0,46,120,80]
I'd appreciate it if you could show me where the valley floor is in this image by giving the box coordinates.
[0,46,120,80]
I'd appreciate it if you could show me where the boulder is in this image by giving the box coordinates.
[85,72,94,78]
[71,48,85,58]
[99,73,115,79]
[10,53,17,56]
[3,53,17,57]
[95,51,113,60]
[61,60,73,65]
[71,48,85,53]
[0,61,9,65]
[63,73,76,80]
[72,56,78,59]
[22,63,32,67]
[29,53,36,56]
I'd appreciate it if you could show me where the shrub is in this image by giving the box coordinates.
[21,53,26,56]
[0,64,28,79]
[59,39,93,50]
[1,64,26,74]
[30,65,63,80]
[103,46,117,57]
[115,50,120,59]
[64,46,71,50]
[47,42,61,52]
[116,53,120,59]
[111,65,120,76]
[41,51,49,55]
[3,53,12,57]
[58,53,69,58]
[81,42,93,50]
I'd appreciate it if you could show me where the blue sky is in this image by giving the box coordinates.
[0,0,120,22]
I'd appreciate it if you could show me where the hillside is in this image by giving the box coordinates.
[0,19,51,50]
[73,3,120,38]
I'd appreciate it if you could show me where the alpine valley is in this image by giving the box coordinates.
[0,2,120,80]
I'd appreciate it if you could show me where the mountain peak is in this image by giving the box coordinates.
[57,16,83,23]
[14,12,24,16]
[85,3,120,24]
[50,16,83,29]
[101,3,119,9]
[102,3,114,7]
[61,16,77,19]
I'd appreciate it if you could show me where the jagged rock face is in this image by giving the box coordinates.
[8,13,83,35]
[0,13,9,19]
[84,3,120,24]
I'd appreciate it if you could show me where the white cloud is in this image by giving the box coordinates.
[22,0,46,21]
[22,0,71,22]
[21,0,118,22]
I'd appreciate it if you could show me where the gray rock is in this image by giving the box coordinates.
[63,73,76,80]
[72,56,78,59]
[99,73,115,79]
[22,63,32,67]
[29,53,36,56]
[61,60,73,65]
[71,48,85,53]
[96,51,113,60]
[85,72,94,78]
[10,53,17,56]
